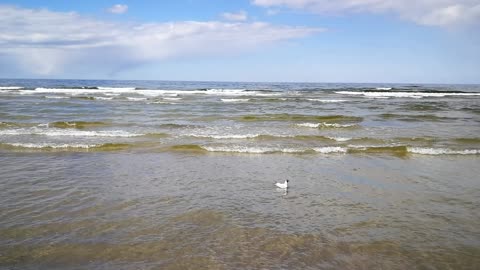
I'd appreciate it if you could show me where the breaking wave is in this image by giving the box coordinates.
[337,90,480,98]
[0,142,132,151]
[238,114,362,123]
[0,128,142,137]
[296,122,358,128]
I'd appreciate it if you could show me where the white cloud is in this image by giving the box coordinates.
[108,4,128,14]
[0,5,321,76]
[221,10,248,21]
[252,0,480,27]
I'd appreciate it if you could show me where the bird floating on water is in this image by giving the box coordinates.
[275,179,289,189]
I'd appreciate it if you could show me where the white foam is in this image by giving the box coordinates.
[326,137,352,142]
[336,91,480,98]
[94,97,114,100]
[0,86,24,90]
[97,87,136,91]
[126,97,147,101]
[185,133,261,139]
[307,99,347,103]
[4,143,100,149]
[45,96,69,99]
[16,88,282,97]
[407,147,479,155]
[221,98,250,103]
[375,87,392,90]
[163,97,182,101]
[297,123,321,128]
[296,123,356,128]
[202,146,308,154]
[0,128,142,137]
[313,147,348,153]
[322,123,357,128]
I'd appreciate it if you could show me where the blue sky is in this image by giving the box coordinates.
[0,0,479,83]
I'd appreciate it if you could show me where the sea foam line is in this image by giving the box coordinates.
[307,99,347,103]
[407,147,479,155]
[336,91,480,98]
[4,143,101,149]
[221,98,250,103]
[296,123,357,128]
[0,86,24,90]
[18,88,281,97]
[0,128,143,137]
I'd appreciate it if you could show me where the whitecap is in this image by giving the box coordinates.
[407,147,479,155]
[0,128,142,137]
[0,86,24,90]
[307,99,347,103]
[312,147,348,153]
[221,98,250,103]
[4,143,100,149]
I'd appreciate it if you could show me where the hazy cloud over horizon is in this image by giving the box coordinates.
[0,5,320,76]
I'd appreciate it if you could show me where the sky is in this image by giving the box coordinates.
[0,0,479,83]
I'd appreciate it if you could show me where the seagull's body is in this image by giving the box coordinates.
[275,180,289,189]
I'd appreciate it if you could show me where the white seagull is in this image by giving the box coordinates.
[275,180,289,189]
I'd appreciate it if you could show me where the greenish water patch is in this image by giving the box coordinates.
[238,114,362,123]
[143,132,170,138]
[255,135,334,142]
[74,96,95,100]
[454,138,480,144]
[348,146,409,157]
[50,121,110,129]
[378,113,454,122]
[167,144,207,153]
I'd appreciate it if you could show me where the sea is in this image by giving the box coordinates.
[1,79,479,269]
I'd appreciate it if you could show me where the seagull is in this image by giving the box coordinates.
[275,179,289,189]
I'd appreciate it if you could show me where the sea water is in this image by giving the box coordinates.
[1,79,479,269]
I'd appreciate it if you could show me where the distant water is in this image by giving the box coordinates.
[1,79,479,269]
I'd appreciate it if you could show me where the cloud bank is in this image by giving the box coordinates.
[253,0,480,27]
[0,5,320,76]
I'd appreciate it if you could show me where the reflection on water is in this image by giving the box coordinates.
[1,152,479,269]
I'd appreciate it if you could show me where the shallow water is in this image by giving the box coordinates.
[1,79,479,269]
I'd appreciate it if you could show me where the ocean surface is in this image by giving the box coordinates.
[1,79,479,269]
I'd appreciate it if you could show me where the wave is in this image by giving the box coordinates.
[183,133,349,141]
[202,146,314,154]
[0,128,142,137]
[296,122,358,128]
[238,114,363,123]
[375,87,392,90]
[18,88,282,97]
[164,144,479,156]
[0,142,131,151]
[307,99,347,103]
[407,147,479,155]
[0,86,24,90]
[94,96,114,100]
[221,98,250,103]
[126,97,147,101]
[378,113,453,122]
[336,90,480,98]
[45,95,70,99]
